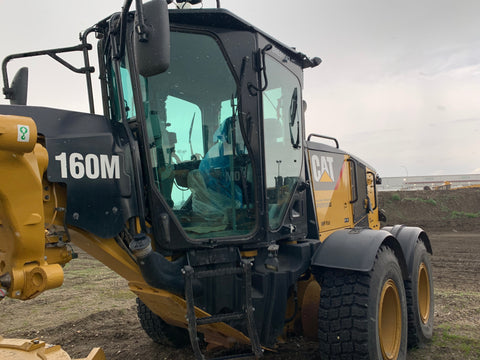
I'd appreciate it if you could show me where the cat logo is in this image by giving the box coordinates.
[311,155,334,182]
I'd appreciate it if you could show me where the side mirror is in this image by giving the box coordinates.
[8,67,29,105]
[134,0,170,77]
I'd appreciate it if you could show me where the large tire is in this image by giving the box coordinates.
[405,241,434,348]
[136,298,190,348]
[314,246,408,359]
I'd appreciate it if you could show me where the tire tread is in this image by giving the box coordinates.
[136,297,190,348]
[313,267,370,360]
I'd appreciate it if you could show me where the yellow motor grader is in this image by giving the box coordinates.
[0,0,433,359]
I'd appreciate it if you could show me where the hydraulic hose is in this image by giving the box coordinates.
[129,233,201,296]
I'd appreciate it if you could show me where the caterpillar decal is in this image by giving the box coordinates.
[307,148,352,236]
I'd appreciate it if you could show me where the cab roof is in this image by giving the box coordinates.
[169,8,319,69]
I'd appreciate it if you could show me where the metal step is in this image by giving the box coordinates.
[183,259,263,360]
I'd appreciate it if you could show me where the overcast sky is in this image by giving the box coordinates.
[1,0,479,177]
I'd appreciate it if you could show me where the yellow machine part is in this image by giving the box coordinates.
[282,274,321,340]
[308,153,354,240]
[308,152,381,239]
[0,115,67,300]
[0,336,105,360]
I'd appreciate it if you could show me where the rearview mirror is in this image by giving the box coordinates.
[134,0,170,77]
[8,67,29,105]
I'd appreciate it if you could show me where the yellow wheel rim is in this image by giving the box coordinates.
[301,279,321,339]
[418,262,431,324]
[378,279,402,360]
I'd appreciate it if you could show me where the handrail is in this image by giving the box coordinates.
[307,133,339,148]
[2,43,94,102]
[347,158,358,204]
[80,26,98,114]
[367,170,378,211]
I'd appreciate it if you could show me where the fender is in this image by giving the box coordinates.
[311,228,408,278]
[382,225,432,278]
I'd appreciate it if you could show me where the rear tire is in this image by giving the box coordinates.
[136,297,190,348]
[405,241,434,348]
[314,246,407,359]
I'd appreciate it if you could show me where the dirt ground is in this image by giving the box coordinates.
[1,188,480,359]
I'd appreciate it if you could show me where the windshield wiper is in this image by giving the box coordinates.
[289,87,300,148]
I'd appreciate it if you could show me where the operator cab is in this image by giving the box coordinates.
[106,8,320,248]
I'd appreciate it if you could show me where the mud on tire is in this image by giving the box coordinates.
[314,246,408,359]
[136,297,190,348]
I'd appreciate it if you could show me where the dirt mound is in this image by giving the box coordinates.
[378,188,480,232]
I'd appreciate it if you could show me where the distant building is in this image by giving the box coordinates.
[378,174,480,191]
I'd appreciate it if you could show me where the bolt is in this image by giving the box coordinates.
[44,195,50,200]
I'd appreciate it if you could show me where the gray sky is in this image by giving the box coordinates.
[1,0,479,177]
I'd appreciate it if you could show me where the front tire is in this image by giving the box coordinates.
[405,241,434,348]
[314,246,408,359]
[136,297,190,348]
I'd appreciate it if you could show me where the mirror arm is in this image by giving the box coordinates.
[2,56,12,98]
[135,0,148,42]
[117,0,134,60]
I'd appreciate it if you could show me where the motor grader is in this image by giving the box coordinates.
[0,0,434,359]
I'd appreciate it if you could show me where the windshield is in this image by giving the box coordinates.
[135,31,255,239]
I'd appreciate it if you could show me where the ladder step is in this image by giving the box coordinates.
[183,259,263,359]
[197,312,246,325]
[192,267,243,279]
[207,351,258,360]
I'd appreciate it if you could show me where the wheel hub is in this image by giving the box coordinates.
[418,262,431,324]
[378,279,402,359]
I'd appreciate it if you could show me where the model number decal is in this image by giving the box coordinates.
[54,152,120,179]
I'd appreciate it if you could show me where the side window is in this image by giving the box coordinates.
[120,67,136,119]
[220,98,237,125]
[165,96,203,163]
[263,55,302,229]
[146,96,202,209]
[110,61,137,121]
